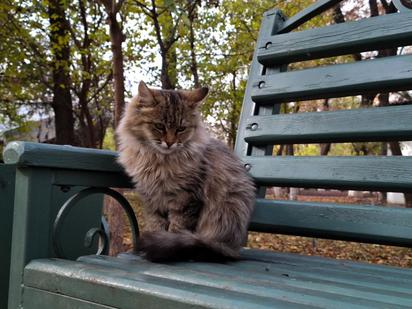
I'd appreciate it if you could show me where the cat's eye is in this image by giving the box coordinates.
[154,123,165,131]
[177,126,186,132]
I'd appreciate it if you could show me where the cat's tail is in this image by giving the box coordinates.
[136,231,239,262]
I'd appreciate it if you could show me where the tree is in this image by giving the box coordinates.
[48,0,76,145]
[96,0,134,256]
[133,0,186,89]
[69,0,113,148]
[0,1,53,132]
[187,0,201,88]
[97,0,127,128]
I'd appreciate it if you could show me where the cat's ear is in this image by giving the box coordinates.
[181,87,209,108]
[137,81,155,105]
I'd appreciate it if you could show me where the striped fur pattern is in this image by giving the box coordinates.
[117,81,255,262]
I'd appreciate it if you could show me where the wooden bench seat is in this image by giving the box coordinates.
[24,250,412,309]
[4,1,412,308]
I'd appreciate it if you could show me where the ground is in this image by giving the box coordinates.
[121,191,412,268]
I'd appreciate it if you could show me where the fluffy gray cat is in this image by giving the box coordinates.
[117,81,255,262]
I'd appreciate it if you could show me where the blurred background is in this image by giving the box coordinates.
[1,0,412,265]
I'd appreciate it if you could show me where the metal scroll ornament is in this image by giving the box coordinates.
[393,0,412,11]
[53,187,139,259]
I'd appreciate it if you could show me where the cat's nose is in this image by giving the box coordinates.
[166,141,174,148]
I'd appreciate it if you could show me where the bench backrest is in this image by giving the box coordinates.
[235,1,412,247]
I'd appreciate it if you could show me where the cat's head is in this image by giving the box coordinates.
[121,81,208,154]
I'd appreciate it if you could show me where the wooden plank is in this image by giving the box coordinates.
[182,256,412,297]
[252,54,412,103]
[235,11,286,197]
[23,287,116,309]
[243,156,412,192]
[278,0,343,34]
[80,254,412,307]
[53,169,133,188]
[3,141,123,173]
[258,10,412,65]
[0,165,15,309]
[24,259,311,309]
[161,256,412,301]
[226,259,412,296]
[115,251,412,294]
[78,257,375,308]
[249,199,412,247]
[239,249,412,279]
[235,9,284,157]
[244,105,412,144]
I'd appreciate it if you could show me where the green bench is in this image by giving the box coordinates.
[3,1,412,308]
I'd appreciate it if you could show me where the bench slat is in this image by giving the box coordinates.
[250,199,412,247]
[24,259,319,309]
[258,11,412,65]
[240,250,411,278]
[24,256,412,308]
[23,287,115,309]
[251,54,412,103]
[53,170,133,188]
[243,156,412,191]
[277,0,342,34]
[244,105,412,144]
[81,254,412,307]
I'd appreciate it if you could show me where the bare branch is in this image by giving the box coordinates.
[87,72,113,104]
[238,19,257,41]
[219,119,231,134]
[133,0,153,16]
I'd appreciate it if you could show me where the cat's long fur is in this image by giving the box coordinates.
[117,81,255,262]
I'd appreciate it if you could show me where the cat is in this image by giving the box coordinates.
[116,81,255,262]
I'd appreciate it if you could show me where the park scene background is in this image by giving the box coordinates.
[1,0,411,267]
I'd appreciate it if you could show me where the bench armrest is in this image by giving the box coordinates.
[3,142,133,309]
[3,141,122,173]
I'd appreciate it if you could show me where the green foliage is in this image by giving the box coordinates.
[0,0,114,147]
[0,0,50,127]
[294,144,321,156]
[102,127,116,151]
[1,0,391,155]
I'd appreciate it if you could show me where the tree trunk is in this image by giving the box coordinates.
[108,12,127,254]
[285,145,297,200]
[379,142,388,203]
[227,71,238,148]
[107,12,125,128]
[159,16,177,89]
[98,0,128,255]
[320,99,331,156]
[188,6,200,88]
[369,0,379,16]
[79,82,96,147]
[48,0,76,145]
[77,49,97,148]
[78,0,97,148]
[160,52,176,89]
